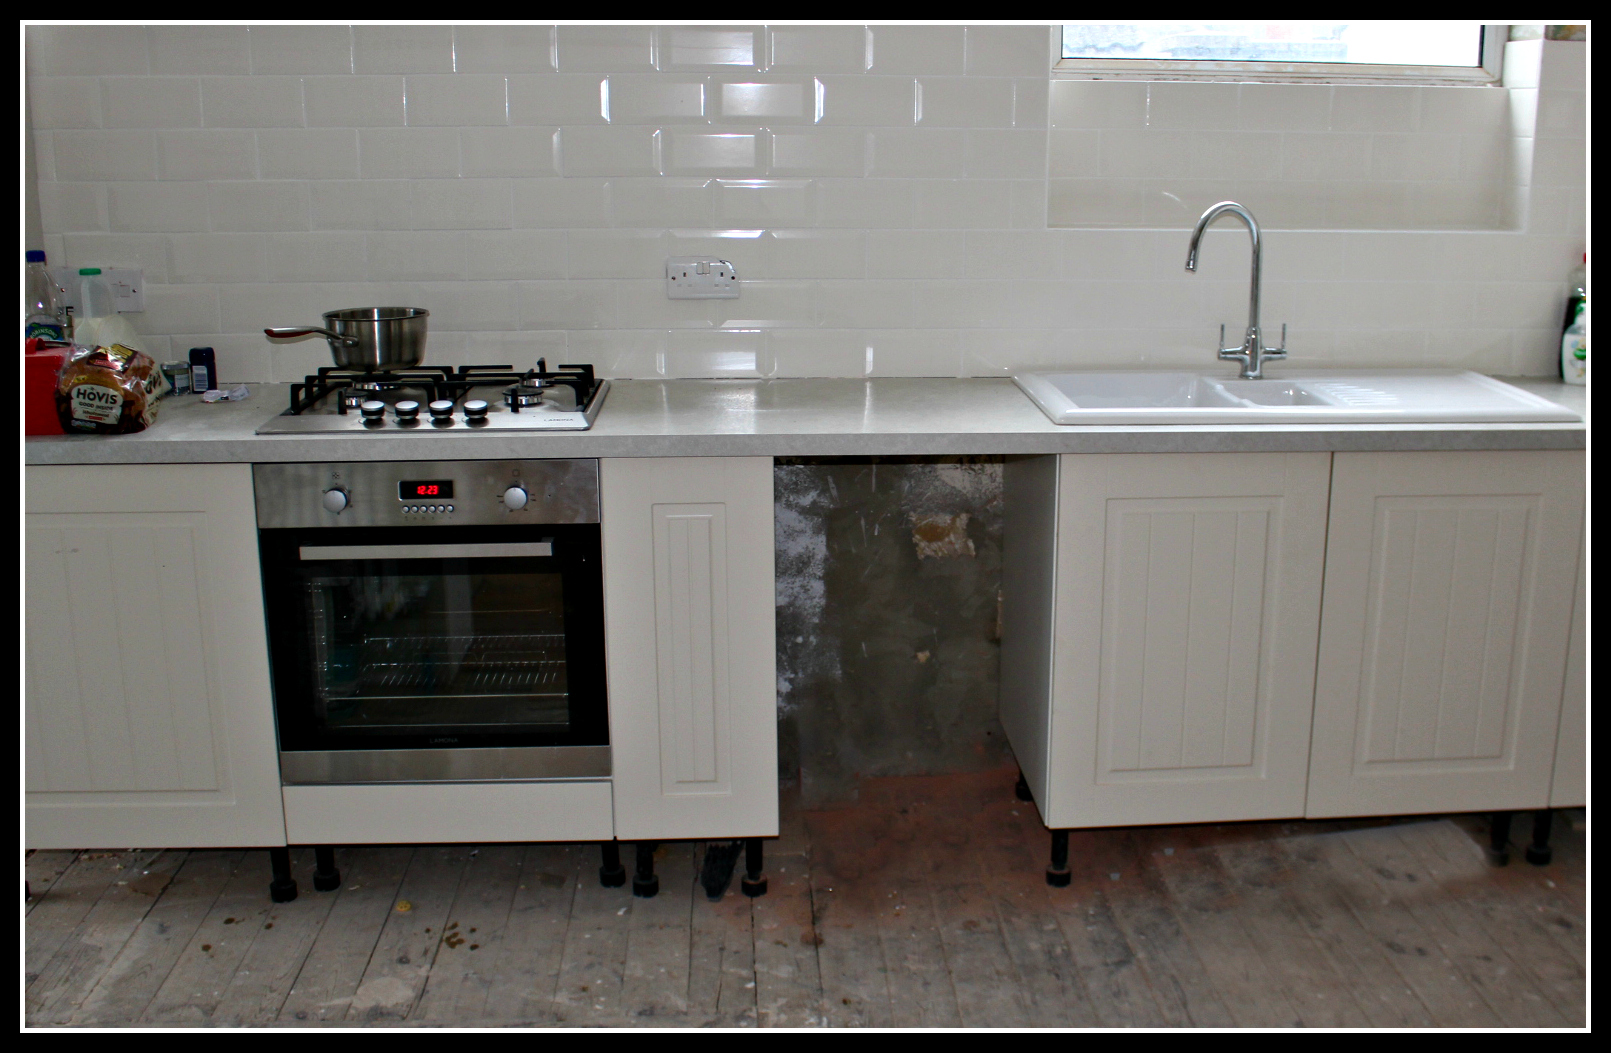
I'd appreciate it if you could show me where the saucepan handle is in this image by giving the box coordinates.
[265,326,361,347]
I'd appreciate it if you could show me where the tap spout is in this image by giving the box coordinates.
[1186,200,1284,379]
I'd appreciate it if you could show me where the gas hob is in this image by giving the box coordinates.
[256,361,609,434]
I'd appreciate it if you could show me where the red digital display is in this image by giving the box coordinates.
[398,480,454,500]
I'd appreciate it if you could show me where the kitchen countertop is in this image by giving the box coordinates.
[24,375,1585,465]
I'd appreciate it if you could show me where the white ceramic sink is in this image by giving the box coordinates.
[1013,370,1581,425]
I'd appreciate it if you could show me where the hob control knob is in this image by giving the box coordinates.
[428,399,455,421]
[322,488,349,514]
[359,399,387,421]
[502,485,529,511]
[464,399,490,421]
[395,400,420,421]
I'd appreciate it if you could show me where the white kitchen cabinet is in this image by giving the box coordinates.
[1551,541,1586,809]
[600,457,778,841]
[1306,451,1584,818]
[1002,452,1331,828]
[25,463,286,849]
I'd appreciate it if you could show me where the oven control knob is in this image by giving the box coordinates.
[463,399,490,421]
[321,488,349,514]
[395,400,420,421]
[429,399,455,421]
[359,399,387,421]
[502,485,529,511]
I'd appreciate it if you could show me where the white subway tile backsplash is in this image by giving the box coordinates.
[410,179,511,230]
[870,26,965,76]
[101,78,201,129]
[560,126,661,177]
[763,230,865,279]
[354,26,455,74]
[508,75,605,126]
[663,328,773,377]
[963,129,1046,178]
[714,281,815,328]
[148,26,250,75]
[1280,133,1372,181]
[1012,78,1049,130]
[465,230,568,280]
[201,76,304,128]
[406,75,509,126]
[519,281,617,329]
[304,76,406,127]
[512,178,611,228]
[248,25,353,75]
[715,179,815,226]
[913,179,1016,229]
[51,130,158,181]
[815,178,914,228]
[310,180,414,231]
[1049,80,1147,129]
[769,328,868,377]
[963,26,1051,77]
[868,230,966,278]
[1331,85,1417,132]
[29,78,103,129]
[265,232,370,281]
[609,178,716,227]
[866,329,964,376]
[365,231,469,281]
[28,25,150,76]
[963,230,1058,279]
[916,77,1013,127]
[453,25,556,74]
[358,127,460,179]
[257,128,359,180]
[1236,84,1331,133]
[817,280,914,328]
[665,131,761,176]
[657,26,762,71]
[460,127,560,178]
[607,77,706,123]
[871,129,965,178]
[138,283,220,332]
[108,182,208,232]
[167,232,270,282]
[556,26,655,73]
[568,329,662,377]
[817,76,914,126]
[1145,82,1240,132]
[416,280,523,331]
[770,130,867,177]
[716,80,813,123]
[566,229,670,279]
[768,25,868,74]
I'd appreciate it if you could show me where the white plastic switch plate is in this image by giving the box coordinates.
[666,256,739,299]
[46,266,145,313]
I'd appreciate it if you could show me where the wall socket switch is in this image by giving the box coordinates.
[47,266,145,313]
[666,257,739,299]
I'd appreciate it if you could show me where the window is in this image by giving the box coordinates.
[1057,21,1505,84]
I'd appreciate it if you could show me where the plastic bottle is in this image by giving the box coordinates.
[1560,300,1585,385]
[1560,254,1585,380]
[74,267,145,352]
[25,250,64,340]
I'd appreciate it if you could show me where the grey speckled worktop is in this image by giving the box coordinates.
[24,376,1585,466]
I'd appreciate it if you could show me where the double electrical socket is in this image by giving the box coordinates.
[48,266,146,313]
[665,257,738,299]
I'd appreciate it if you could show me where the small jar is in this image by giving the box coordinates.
[161,361,193,397]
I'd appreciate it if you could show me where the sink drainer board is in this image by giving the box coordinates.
[1013,369,1581,426]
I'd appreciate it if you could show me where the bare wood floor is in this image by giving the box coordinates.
[25,767,1586,1029]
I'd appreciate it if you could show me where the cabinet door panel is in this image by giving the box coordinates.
[1047,453,1330,828]
[1307,451,1583,818]
[1551,540,1585,808]
[25,464,285,849]
[602,457,777,841]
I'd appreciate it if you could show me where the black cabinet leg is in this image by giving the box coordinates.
[1526,809,1555,866]
[740,837,768,897]
[1487,811,1513,866]
[1015,772,1033,802]
[312,846,341,892]
[632,842,659,898]
[599,841,626,887]
[1047,829,1071,887]
[699,841,744,901]
[268,847,298,902]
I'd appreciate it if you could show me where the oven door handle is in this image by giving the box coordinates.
[298,542,553,561]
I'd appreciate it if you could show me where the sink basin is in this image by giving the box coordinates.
[1013,370,1581,425]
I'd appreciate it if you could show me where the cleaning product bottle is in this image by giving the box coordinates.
[1560,254,1585,381]
[1560,298,1585,385]
[74,267,145,352]
[25,250,64,340]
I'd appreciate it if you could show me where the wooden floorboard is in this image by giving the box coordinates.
[24,776,1589,1029]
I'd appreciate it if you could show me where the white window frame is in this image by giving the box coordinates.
[1052,23,1507,85]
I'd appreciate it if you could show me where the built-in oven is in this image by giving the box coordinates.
[254,459,608,784]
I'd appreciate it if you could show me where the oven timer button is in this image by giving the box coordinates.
[321,488,349,514]
[502,485,529,511]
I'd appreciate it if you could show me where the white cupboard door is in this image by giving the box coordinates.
[1307,451,1584,819]
[1550,539,1585,809]
[25,464,286,849]
[601,457,777,841]
[1045,453,1330,828]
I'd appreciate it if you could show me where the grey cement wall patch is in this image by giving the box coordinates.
[775,456,1011,807]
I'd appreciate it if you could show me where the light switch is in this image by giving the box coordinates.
[666,256,739,299]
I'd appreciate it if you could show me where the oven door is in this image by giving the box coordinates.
[259,523,607,783]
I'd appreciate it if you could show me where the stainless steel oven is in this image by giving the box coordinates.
[254,459,608,784]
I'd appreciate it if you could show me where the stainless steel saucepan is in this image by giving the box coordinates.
[265,307,429,371]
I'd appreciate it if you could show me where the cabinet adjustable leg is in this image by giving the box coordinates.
[1015,772,1033,803]
[740,837,768,897]
[312,846,342,892]
[1486,811,1513,866]
[268,847,298,903]
[599,841,626,888]
[1047,829,1071,887]
[632,842,659,898]
[1526,809,1554,866]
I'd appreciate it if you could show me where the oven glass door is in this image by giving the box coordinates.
[260,524,606,753]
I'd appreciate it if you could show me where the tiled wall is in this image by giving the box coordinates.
[25,25,1586,382]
